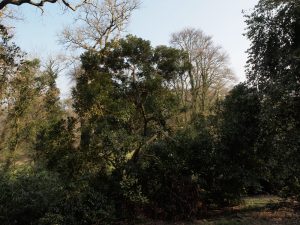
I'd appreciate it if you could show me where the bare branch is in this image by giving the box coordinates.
[0,0,89,11]
[59,0,140,51]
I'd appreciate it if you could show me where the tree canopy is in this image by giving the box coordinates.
[0,0,300,224]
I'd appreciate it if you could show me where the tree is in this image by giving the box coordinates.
[170,28,236,119]
[72,36,187,172]
[0,27,64,170]
[68,36,189,219]
[0,0,88,11]
[0,25,26,169]
[0,24,23,107]
[41,58,64,119]
[0,58,66,170]
[245,0,300,196]
[218,83,262,196]
[60,0,140,51]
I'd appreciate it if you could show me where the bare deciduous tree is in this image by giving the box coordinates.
[59,0,140,51]
[170,28,236,117]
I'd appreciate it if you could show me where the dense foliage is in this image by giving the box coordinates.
[0,0,300,223]
[245,0,300,197]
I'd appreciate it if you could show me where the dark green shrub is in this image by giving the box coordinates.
[40,185,116,225]
[0,168,63,225]
[136,140,203,220]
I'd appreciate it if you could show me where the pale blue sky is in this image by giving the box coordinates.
[12,0,259,97]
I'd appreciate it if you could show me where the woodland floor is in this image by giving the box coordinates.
[143,196,300,225]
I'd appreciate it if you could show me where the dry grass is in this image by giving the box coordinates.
[142,196,300,225]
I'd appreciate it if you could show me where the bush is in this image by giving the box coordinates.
[0,168,63,225]
[0,167,117,225]
[40,185,116,225]
[136,141,203,220]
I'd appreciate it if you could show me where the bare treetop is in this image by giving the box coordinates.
[170,28,236,115]
[60,0,140,51]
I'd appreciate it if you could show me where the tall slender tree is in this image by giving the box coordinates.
[245,0,300,195]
